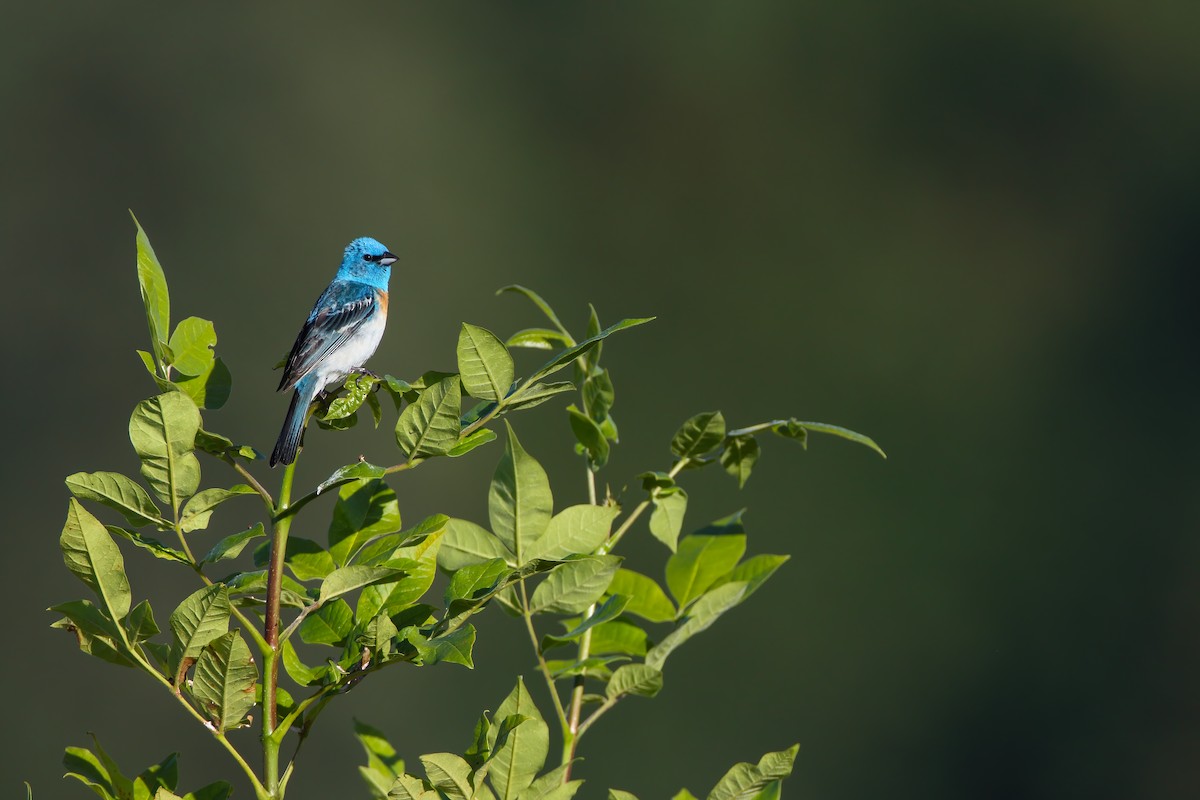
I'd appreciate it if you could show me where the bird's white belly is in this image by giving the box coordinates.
[313,311,387,390]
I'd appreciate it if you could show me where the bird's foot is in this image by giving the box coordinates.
[352,367,382,380]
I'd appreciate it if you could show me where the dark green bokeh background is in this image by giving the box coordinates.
[3,4,1197,798]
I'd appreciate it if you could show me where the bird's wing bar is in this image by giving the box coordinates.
[277,285,378,392]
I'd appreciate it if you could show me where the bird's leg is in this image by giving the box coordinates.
[351,366,382,380]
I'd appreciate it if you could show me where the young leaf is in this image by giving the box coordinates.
[720,435,760,489]
[496,285,573,340]
[665,515,747,609]
[792,420,886,457]
[395,375,462,459]
[606,569,675,623]
[609,791,639,800]
[253,536,336,581]
[106,525,189,563]
[173,356,232,411]
[529,555,621,614]
[505,328,573,351]
[710,554,790,600]
[50,600,134,667]
[576,619,648,657]
[315,460,390,494]
[644,581,749,670]
[298,598,355,646]
[127,599,160,643]
[606,664,663,700]
[567,405,609,470]
[168,584,231,677]
[167,317,216,377]
[671,412,726,459]
[439,518,514,571]
[649,488,688,552]
[355,718,405,798]
[522,765,583,800]
[281,639,322,686]
[129,392,202,510]
[540,594,629,651]
[191,631,257,730]
[524,504,618,563]
[132,213,171,372]
[318,564,409,604]
[199,524,266,565]
[448,427,498,457]
[65,471,166,528]
[60,499,132,622]
[328,478,401,567]
[458,323,515,402]
[489,423,553,562]
[489,678,550,800]
[404,625,476,667]
[503,381,575,412]
[419,753,474,800]
[179,486,254,532]
[525,317,654,386]
[445,558,512,605]
[64,744,122,800]
[323,374,378,421]
[356,531,443,622]
[706,745,798,800]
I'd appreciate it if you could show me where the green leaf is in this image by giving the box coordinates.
[586,619,649,657]
[298,598,355,646]
[173,357,232,411]
[353,514,449,566]
[65,471,165,528]
[606,664,663,700]
[525,504,618,563]
[180,783,232,800]
[396,375,462,459]
[323,374,378,421]
[496,285,573,339]
[504,328,573,351]
[64,744,121,800]
[489,678,549,800]
[520,765,582,800]
[503,381,576,412]
[458,323,515,402]
[607,569,675,623]
[357,612,399,656]
[720,435,760,489]
[665,517,747,609]
[784,420,887,458]
[541,594,629,651]
[319,564,409,604]
[50,600,134,667]
[649,487,688,551]
[312,461,386,494]
[222,570,310,608]
[671,411,726,459]
[356,532,442,622]
[106,525,189,563]
[567,404,609,469]
[200,524,266,565]
[489,422,553,562]
[328,478,401,567]
[445,558,512,605]
[127,599,160,643]
[253,536,336,581]
[168,584,231,679]
[132,212,171,372]
[439,518,514,570]
[167,317,216,376]
[179,486,254,532]
[60,499,132,621]
[191,631,257,730]
[706,745,798,800]
[281,639,322,686]
[673,791,699,800]
[645,581,749,670]
[583,369,614,423]
[711,554,790,599]
[129,392,202,510]
[609,790,640,800]
[404,625,476,667]
[530,555,621,614]
[525,317,655,386]
[355,719,405,798]
[419,753,474,800]
[448,427,498,457]
[194,428,260,461]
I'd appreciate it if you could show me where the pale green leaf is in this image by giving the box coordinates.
[439,518,514,571]
[530,555,621,614]
[132,212,171,371]
[525,504,618,562]
[65,471,165,528]
[395,375,462,459]
[167,317,216,376]
[458,323,515,402]
[607,569,675,623]
[129,392,201,509]
[706,745,798,800]
[168,584,231,678]
[645,581,749,670]
[200,524,266,565]
[649,488,688,551]
[606,664,663,699]
[489,422,553,562]
[541,593,628,651]
[328,478,401,567]
[180,486,254,532]
[191,631,257,730]
[60,499,131,621]
[319,564,409,604]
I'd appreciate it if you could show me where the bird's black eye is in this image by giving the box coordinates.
[363,253,376,262]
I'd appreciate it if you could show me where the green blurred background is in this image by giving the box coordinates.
[3,3,1197,798]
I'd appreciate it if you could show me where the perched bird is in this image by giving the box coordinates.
[270,237,396,467]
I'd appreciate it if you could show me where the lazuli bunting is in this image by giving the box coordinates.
[270,237,396,467]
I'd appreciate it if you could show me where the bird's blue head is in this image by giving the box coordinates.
[337,237,396,289]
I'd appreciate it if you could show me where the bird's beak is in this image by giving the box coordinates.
[380,251,398,266]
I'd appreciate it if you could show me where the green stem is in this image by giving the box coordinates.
[263,459,297,797]
[602,457,689,554]
[518,579,569,731]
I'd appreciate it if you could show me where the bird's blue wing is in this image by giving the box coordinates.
[277,281,379,392]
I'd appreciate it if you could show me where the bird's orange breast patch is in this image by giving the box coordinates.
[376,290,389,314]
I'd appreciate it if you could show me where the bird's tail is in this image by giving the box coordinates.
[271,379,316,467]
